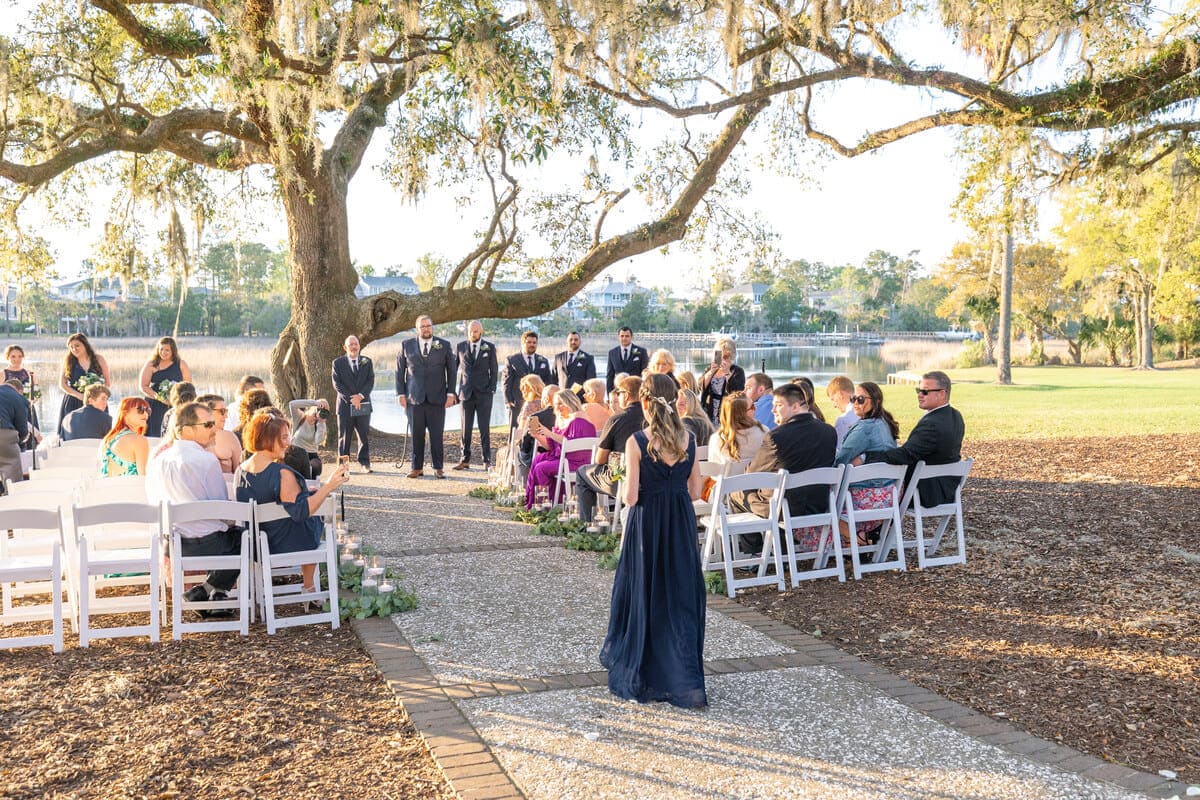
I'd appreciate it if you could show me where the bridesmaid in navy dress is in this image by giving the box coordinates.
[57,333,111,437]
[234,411,348,593]
[601,373,707,709]
[138,336,191,437]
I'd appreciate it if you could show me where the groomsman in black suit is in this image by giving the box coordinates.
[551,331,596,398]
[865,370,965,506]
[502,330,553,430]
[605,326,648,393]
[453,320,498,470]
[397,315,457,478]
[332,335,375,472]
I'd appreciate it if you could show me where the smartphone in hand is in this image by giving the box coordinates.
[338,454,351,481]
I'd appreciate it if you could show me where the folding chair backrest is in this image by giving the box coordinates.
[694,444,709,462]
[713,469,786,501]
[843,462,907,487]
[0,506,69,652]
[81,475,148,505]
[167,499,254,529]
[39,449,101,469]
[561,436,599,457]
[906,458,973,509]
[73,502,162,549]
[698,460,725,479]
[29,466,91,483]
[727,460,749,477]
[781,465,845,517]
[57,438,104,450]
[0,491,69,513]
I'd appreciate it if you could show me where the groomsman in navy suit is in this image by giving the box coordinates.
[453,320,498,470]
[502,330,553,430]
[396,315,457,478]
[552,331,596,399]
[605,326,648,393]
[332,335,375,472]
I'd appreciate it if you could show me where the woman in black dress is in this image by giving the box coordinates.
[57,333,111,437]
[601,373,707,709]
[699,337,745,424]
[138,336,191,437]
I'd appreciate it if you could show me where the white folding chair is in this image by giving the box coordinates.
[253,499,340,634]
[836,463,908,580]
[38,449,101,470]
[57,438,104,450]
[165,501,254,638]
[552,436,599,506]
[701,470,788,597]
[0,507,71,652]
[28,466,92,484]
[72,502,164,646]
[695,458,748,524]
[80,475,148,505]
[778,464,846,586]
[899,458,974,569]
[694,444,709,462]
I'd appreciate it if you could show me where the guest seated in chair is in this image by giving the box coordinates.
[235,410,348,596]
[100,396,151,477]
[581,378,612,432]
[834,380,900,549]
[707,392,766,465]
[61,383,112,441]
[676,388,714,445]
[524,389,595,509]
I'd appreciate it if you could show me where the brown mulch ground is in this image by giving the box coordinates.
[0,624,454,799]
[740,433,1200,784]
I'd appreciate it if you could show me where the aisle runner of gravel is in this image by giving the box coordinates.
[348,467,1157,800]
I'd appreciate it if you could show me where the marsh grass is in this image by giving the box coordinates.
[879,366,1199,442]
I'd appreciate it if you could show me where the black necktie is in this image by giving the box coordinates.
[623,348,629,362]
[568,352,575,365]
[351,359,357,373]
[472,344,478,360]
[527,356,534,371]
[423,341,429,357]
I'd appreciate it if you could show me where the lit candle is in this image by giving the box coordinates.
[379,582,394,594]
[587,524,599,534]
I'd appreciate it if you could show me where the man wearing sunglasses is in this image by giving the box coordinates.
[864,370,964,507]
[147,402,242,616]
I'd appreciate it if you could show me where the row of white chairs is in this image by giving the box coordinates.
[2,470,340,652]
[701,458,974,597]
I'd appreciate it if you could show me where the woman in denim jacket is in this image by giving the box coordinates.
[834,381,900,546]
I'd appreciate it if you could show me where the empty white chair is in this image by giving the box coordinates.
[72,502,164,646]
[0,507,70,653]
[253,500,340,634]
[57,438,104,450]
[552,436,600,506]
[38,448,101,470]
[899,458,974,569]
[778,464,846,586]
[701,469,788,597]
[166,500,253,638]
[836,463,908,580]
[28,466,92,484]
[81,475,148,505]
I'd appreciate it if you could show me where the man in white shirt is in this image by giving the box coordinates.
[147,401,241,613]
[825,374,859,450]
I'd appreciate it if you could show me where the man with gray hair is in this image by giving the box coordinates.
[865,370,964,507]
[147,401,241,615]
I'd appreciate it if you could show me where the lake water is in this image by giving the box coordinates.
[21,335,913,436]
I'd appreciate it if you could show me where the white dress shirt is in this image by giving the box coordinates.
[147,440,229,538]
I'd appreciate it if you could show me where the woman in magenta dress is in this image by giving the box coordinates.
[524,390,596,508]
[601,373,707,709]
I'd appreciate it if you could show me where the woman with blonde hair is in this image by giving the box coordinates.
[524,389,596,508]
[677,370,697,393]
[645,348,679,386]
[515,374,546,430]
[699,337,745,423]
[675,387,714,444]
[708,392,766,464]
[601,373,706,709]
[581,377,612,431]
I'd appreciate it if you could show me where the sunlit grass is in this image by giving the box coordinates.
[878,366,1199,442]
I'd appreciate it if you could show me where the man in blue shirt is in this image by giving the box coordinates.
[745,373,775,430]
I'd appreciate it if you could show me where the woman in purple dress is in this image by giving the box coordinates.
[524,390,596,508]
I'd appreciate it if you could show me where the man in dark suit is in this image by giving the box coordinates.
[397,314,457,478]
[332,335,375,472]
[502,330,553,430]
[732,382,837,548]
[865,370,964,506]
[605,326,648,393]
[552,331,597,397]
[61,384,112,440]
[453,320,498,470]
[575,375,643,522]
[0,379,30,491]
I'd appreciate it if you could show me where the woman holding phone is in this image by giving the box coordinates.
[699,337,745,424]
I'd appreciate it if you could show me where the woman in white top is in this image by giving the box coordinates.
[706,392,766,465]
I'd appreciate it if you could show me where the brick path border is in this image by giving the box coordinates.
[351,541,1190,800]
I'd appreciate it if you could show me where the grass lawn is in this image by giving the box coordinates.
[878,365,1199,442]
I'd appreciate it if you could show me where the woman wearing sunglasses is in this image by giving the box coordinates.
[833,381,900,547]
[100,397,152,477]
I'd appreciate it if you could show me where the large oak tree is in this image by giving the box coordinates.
[2,1,1198,406]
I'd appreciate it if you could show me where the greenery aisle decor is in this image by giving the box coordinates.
[703,571,728,596]
[337,546,418,620]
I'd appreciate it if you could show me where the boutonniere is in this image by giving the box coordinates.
[432,340,443,350]
[480,343,489,352]
[570,383,583,393]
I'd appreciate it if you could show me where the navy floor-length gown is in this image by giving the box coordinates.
[147,361,183,437]
[600,430,707,709]
[58,361,101,437]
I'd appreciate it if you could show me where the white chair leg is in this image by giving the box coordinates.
[78,539,90,648]
[51,546,63,654]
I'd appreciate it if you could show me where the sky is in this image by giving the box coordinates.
[2,4,1007,295]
